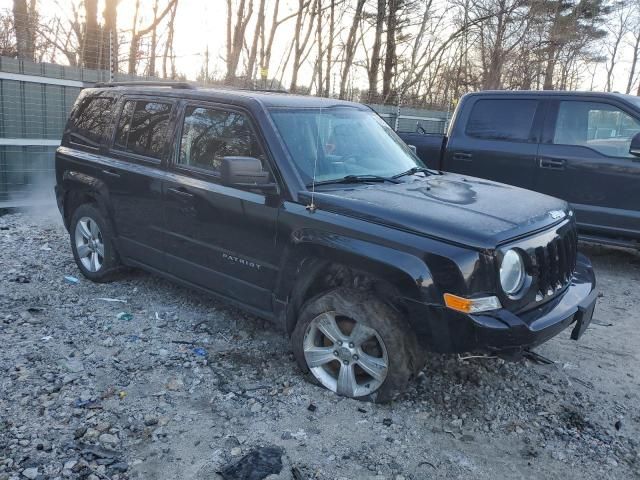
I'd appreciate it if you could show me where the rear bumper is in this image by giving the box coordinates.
[409,253,597,355]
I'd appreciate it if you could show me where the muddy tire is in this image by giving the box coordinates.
[69,203,122,283]
[292,288,421,403]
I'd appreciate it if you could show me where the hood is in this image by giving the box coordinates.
[303,173,570,250]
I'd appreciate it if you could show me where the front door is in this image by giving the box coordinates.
[162,102,280,314]
[536,99,640,239]
[444,97,542,190]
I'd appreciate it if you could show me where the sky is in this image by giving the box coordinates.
[0,0,636,95]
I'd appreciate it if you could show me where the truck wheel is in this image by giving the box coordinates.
[70,204,121,283]
[292,288,420,403]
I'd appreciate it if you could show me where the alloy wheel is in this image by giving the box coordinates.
[74,216,104,273]
[303,311,389,398]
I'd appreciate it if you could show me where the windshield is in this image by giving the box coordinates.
[269,107,425,186]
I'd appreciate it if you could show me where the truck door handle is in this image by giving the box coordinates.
[539,157,566,170]
[101,168,121,178]
[453,152,473,161]
[167,187,194,199]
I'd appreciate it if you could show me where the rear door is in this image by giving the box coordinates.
[103,96,175,269]
[444,96,543,189]
[536,98,640,239]
[162,101,280,314]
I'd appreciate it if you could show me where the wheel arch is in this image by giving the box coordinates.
[61,171,115,234]
[276,232,436,335]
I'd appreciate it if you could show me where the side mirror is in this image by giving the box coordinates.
[630,133,640,157]
[220,156,278,192]
[407,144,418,155]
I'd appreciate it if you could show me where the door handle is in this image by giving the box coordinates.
[167,187,194,199]
[539,157,566,170]
[453,152,473,161]
[101,168,121,178]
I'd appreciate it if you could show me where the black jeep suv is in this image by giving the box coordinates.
[55,82,597,402]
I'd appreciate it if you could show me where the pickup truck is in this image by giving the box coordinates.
[399,91,640,248]
[55,82,597,402]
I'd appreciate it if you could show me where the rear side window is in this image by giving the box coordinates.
[68,96,114,148]
[553,101,640,157]
[114,100,172,159]
[466,99,538,142]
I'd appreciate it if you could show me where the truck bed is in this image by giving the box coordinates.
[397,132,445,170]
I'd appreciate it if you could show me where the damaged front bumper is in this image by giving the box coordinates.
[410,253,597,356]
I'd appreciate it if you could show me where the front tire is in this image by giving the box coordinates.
[69,203,121,282]
[292,288,421,402]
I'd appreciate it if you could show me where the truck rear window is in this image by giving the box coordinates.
[466,99,538,142]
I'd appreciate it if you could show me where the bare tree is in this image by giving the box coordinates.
[13,0,36,60]
[605,2,630,92]
[382,0,399,99]
[128,0,177,75]
[226,0,254,81]
[339,0,366,98]
[290,0,318,92]
[163,0,178,78]
[102,0,117,71]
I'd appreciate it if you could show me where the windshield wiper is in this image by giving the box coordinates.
[392,166,435,179]
[306,174,400,188]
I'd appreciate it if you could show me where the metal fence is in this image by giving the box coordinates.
[0,57,451,208]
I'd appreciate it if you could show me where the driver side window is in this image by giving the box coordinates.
[553,101,640,158]
[178,106,265,174]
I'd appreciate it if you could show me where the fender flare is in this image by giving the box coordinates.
[61,170,116,234]
[275,228,440,332]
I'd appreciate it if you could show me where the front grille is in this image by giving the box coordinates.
[500,219,579,313]
[532,227,577,299]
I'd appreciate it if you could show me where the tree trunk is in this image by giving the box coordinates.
[542,44,556,90]
[290,0,317,92]
[323,0,334,97]
[338,0,366,99]
[226,0,254,81]
[163,0,178,78]
[13,0,34,60]
[247,0,265,79]
[315,0,323,95]
[382,0,398,100]
[102,0,118,72]
[627,32,640,94]
[128,0,177,75]
[83,0,100,69]
[128,0,140,74]
[149,0,159,76]
[368,0,385,98]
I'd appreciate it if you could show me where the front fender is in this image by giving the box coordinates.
[275,227,439,304]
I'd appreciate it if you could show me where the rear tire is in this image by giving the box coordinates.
[292,287,421,403]
[69,204,122,283]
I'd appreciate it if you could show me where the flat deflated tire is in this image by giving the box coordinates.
[69,204,121,282]
[292,287,420,403]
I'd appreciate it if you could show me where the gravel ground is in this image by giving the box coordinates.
[0,207,639,480]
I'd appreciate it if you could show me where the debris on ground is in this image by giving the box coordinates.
[219,446,284,480]
[0,210,639,479]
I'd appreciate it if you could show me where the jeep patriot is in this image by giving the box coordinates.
[55,82,597,402]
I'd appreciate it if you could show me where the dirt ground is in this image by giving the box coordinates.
[0,207,638,480]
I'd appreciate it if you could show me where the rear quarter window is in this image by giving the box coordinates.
[465,99,538,142]
[67,96,115,149]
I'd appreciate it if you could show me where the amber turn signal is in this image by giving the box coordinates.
[443,293,502,313]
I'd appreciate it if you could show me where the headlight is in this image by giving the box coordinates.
[500,249,525,295]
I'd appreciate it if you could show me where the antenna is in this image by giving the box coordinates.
[306,105,322,214]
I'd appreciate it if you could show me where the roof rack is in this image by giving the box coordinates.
[94,80,197,89]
